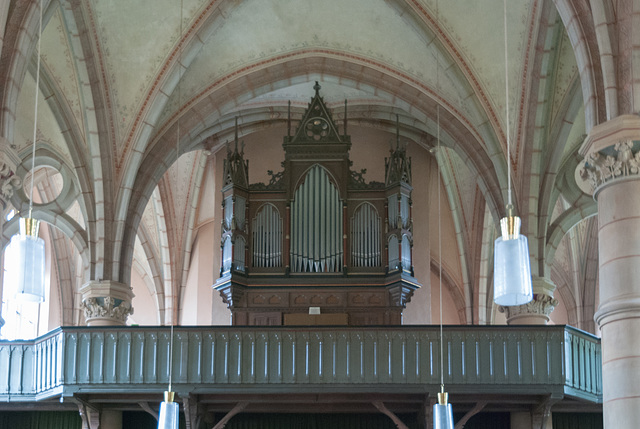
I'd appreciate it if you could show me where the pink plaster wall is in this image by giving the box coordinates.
[181,221,229,325]
[549,293,569,325]
[130,267,158,325]
[429,270,461,325]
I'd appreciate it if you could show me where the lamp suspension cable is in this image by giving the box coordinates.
[28,0,43,220]
[168,323,174,392]
[503,0,512,209]
[492,0,533,307]
[157,2,183,428]
[437,104,443,394]
[432,2,454,428]
[437,0,443,392]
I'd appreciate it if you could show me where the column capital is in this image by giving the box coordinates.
[500,293,558,325]
[576,114,640,197]
[79,280,134,326]
[0,141,22,210]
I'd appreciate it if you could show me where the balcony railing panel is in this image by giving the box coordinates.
[0,325,601,403]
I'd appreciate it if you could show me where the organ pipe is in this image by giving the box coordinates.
[224,196,233,229]
[388,194,398,229]
[400,194,409,228]
[252,204,283,268]
[401,235,411,271]
[388,235,400,271]
[222,237,232,273]
[351,203,381,267]
[290,165,343,273]
[234,236,246,271]
[235,196,246,230]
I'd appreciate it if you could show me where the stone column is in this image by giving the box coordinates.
[576,115,640,428]
[0,142,22,332]
[79,280,134,326]
[500,277,558,325]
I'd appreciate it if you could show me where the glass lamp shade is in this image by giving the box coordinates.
[493,233,532,306]
[433,403,454,429]
[8,218,45,303]
[158,392,179,429]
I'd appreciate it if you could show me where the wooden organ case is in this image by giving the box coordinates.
[214,83,421,326]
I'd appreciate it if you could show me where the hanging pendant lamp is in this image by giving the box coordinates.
[158,390,179,429]
[10,217,45,302]
[493,205,532,306]
[493,0,532,307]
[12,0,46,303]
[433,391,454,429]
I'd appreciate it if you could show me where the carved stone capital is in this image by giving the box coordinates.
[576,139,640,194]
[575,115,640,196]
[0,164,21,210]
[80,280,134,326]
[0,141,21,208]
[499,294,558,325]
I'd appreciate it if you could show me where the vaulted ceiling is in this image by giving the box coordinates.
[1,0,596,328]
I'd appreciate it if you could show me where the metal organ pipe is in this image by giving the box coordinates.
[235,197,246,230]
[222,238,232,273]
[234,236,246,271]
[252,204,282,268]
[291,165,343,273]
[224,196,233,229]
[401,235,411,271]
[388,235,399,271]
[388,195,398,229]
[351,203,381,267]
[401,194,409,228]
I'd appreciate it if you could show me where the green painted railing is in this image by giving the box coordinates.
[0,325,601,403]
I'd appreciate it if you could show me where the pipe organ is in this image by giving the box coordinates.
[215,83,420,326]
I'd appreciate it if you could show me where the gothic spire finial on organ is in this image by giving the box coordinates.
[344,99,348,139]
[288,100,291,139]
[396,114,400,150]
[222,117,249,189]
[234,116,239,152]
[285,82,350,147]
[385,115,412,187]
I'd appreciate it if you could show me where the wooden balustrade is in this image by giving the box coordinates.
[0,325,601,403]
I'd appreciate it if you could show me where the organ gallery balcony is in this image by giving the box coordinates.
[0,325,601,423]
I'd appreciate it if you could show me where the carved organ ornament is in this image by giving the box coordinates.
[214,83,421,326]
